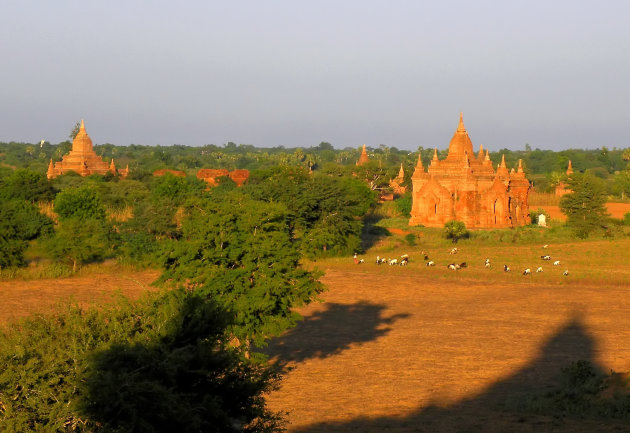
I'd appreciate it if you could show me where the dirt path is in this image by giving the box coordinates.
[264,268,630,432]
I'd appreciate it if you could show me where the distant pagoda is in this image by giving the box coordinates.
[47,120,128,179]
[356,144,370,166]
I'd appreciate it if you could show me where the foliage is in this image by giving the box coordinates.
[521,360,630,419]
[0,200,53,268]
[43,218,114,272]
[624,212,630,226]
[394,192,412,217]
[158,191,325,347]
[443,220,469,243]
[560,172,609,238]
[0,289,283,432]
[245,167,377,258]
[0,169,55,202]
[54,185,107,221]
[530,208,551,225]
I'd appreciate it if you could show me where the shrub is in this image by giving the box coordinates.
[443,220,469,243]
[0,290,283,432]
[623,212,630,226]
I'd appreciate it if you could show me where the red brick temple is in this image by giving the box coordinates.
[409,114,530,228]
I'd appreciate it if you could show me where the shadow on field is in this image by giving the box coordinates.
[263,301,409,369]
[361,214,392,251]
[294,315,620,433]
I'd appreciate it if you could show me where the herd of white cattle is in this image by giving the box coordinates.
[357,244,570,277]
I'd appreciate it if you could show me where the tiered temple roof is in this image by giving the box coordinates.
[409,113,530,228]
[47,120,128,179]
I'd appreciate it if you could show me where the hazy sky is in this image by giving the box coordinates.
[1,1,629,150]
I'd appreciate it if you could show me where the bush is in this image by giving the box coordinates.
[394,193,412,217]
[623,212,630,226]
[0,290,283,432]
[443,220,469,243]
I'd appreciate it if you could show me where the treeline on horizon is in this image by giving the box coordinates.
[1,139,629,195]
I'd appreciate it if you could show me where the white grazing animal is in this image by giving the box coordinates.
[553,260,560,266]
[536,267,543,273]
[523,268,531,275]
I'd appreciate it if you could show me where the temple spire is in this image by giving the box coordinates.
[500,154,506,168]
[457,112,465,132]
[432,148,438,161]
[517,159,524,173]
[398,163,405,178]
[566,160,573,175]
[416,153,424,169]
[477,143,484,160]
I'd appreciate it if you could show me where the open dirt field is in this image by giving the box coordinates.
[0,270,160,323]
[538,202,630,222]
[1,239,629,432]
[264,240,630,432]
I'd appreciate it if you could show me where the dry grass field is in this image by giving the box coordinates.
[1,238,630,432]
[263,238,630,432]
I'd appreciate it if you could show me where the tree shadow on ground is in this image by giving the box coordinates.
[294,315,627,433]
[262,301,409,370]
[361,214,392,251]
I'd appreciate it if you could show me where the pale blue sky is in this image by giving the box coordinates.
[1,0,628,150]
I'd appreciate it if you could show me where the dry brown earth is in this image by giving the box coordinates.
[264,253,630,432]
[539,202,630,222]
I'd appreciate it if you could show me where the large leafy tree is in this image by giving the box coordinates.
[159,191,325,348]
[560,172,609,238]
[244,167,377,257]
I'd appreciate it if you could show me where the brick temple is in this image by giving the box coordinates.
[409,114,530,228]
[47,120,128,179]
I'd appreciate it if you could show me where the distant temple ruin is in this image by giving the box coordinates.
[409,114,530,228]
[389,164,406,195]
[196,169,250,187]
[47,120,128,179]
[555,161,574,197]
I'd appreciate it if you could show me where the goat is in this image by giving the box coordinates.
[563,270,569,276]
[553,260,560,266]
[426,261,435,266]
[523,268,532,275]
[485,258,491,268]
[358,259,364,264]
[536,267,543,273]
[459,262,467,268]
[388,258,398,266]
[543,244,549,249]
[450,247,458,255]
[541,255,551,260]
[503,265,510,272]
[424,255,429,261]
[447,263,459,271]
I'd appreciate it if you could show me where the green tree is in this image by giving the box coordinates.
[0,289,282,432]
[44,218,113,272]
[0,169,56,202]
[69,120,81,139]
[158,192,325,348]
[54,185,107,221]
[443,220,469,243]
[0,200,53,268]
[560,172,609,238]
